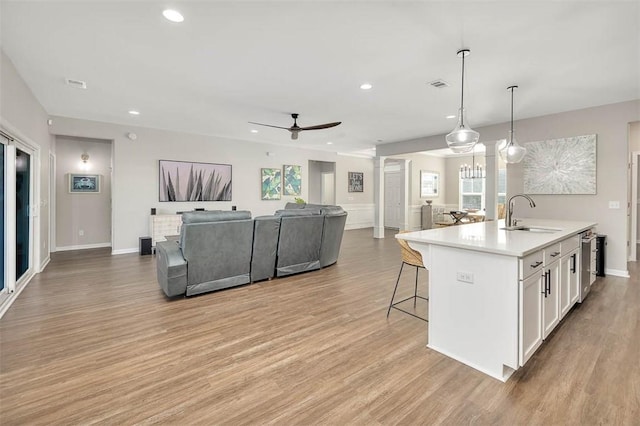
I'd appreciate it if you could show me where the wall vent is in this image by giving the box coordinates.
[65,78,87,89]
[428,79,449,88]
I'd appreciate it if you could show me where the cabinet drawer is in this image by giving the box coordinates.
[520,250,544,280]
[544,243,562,265]
[561,235,580,255]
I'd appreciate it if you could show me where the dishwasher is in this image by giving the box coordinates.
[579,231,597,302]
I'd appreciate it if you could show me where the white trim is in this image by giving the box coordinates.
[604,268,630,278]
[56,242,111,251]
[0,272,34,319]
[343,203,374,230]
[50,152,56,253]
[112,247,139,255]
[39,255,50,272]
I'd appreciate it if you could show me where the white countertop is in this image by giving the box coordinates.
[397,219,597,257]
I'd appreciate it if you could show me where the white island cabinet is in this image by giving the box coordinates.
[397,219,596,382]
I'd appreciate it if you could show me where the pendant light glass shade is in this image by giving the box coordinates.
[446,108,480,153]
[446,49,479,154]
[499,85,526,163]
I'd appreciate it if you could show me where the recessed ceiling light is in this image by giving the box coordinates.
[327,141,333,145]
[128,110,140,115]
[163,9,184,23]
[250,129,258,133]
[446,115,456,119]
[360,83,373,90]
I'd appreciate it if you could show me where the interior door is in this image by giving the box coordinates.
[321,172,335,205]
[15,148,31,281]
[0,139,5,292]
[384,172,400,228]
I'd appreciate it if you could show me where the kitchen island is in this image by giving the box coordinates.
[397,219,596,382]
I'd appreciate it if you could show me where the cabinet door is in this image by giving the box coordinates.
[569,250,580,305]
[543,260,560,339]
[560,255,571,319]
[519,272,544,366]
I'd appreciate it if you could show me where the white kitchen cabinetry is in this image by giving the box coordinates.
[519,268,543,366]
[542,252,560,338]
[561,248,580,317]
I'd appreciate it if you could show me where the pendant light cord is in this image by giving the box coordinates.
[460,52,465,127]
[510,86,514,134]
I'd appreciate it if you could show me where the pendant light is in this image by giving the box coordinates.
[459,145,485,179]
[499,85,527,163]
[446,49,479,154]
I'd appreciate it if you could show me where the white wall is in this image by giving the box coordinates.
[49,116,375,252]
[0,49,51,269]
[55,136,112,249]
[378,100,640,275]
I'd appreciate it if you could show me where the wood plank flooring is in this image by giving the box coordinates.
[1,228,638,425]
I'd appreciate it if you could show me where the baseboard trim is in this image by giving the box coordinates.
[111,248,139,255]
[56,243,112,251]
[604,268,630,278]
[39,256,51,272]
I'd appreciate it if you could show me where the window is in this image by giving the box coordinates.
[459,168,507,211]
[460,178,484,210]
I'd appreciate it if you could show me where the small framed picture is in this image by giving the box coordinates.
[69,174,100,193]
[420,170,439,198]
[348,172,364,192]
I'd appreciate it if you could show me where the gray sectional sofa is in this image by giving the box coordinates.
[156,205,347,298]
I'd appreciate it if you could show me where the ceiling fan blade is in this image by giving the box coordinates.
[248,121,290,130]
[291,131,299,140]
[298,121,342,131]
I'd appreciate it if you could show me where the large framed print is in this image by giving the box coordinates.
[261,168,282,200]
[69,174,100,193]
[283,164,302,196]
[159,160,232,202]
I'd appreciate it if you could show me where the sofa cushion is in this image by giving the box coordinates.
[182,210,251,224]
[284,202,306,209]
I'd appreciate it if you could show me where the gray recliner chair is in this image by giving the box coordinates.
[274,209,324,277]
[319,206,347,268]
[156,210,254,297]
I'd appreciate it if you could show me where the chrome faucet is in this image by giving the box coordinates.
[506,194,536,228]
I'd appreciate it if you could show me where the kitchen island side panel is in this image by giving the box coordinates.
[426,244,520,381]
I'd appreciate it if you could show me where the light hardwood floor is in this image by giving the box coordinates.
[1,228,638,425]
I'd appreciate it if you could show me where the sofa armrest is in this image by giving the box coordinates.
[156,240,188,297]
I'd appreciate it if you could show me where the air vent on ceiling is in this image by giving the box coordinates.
[428,79,449,88]
[65,78,87,89]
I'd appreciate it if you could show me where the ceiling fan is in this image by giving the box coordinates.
[249,113,341,140]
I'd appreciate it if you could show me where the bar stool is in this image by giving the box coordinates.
[387,234,428,321]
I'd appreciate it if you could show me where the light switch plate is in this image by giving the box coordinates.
[457,271,473,283]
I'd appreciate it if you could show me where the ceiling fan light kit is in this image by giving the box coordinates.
[499,85,527,164]
[446,49,480,154]
[249,113,341,140]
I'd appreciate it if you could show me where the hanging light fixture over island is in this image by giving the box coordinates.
[499,85,527,163]
[446,49,480,154]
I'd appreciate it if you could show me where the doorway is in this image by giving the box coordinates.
[308,160,335,205]
[384,168,401,229]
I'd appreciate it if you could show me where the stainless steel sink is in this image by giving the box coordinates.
[501,225,561,233]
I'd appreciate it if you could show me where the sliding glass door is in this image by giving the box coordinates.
[1,139,5,292]
[15,148,30,280]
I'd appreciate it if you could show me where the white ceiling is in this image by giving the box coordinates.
[1,1,638,156]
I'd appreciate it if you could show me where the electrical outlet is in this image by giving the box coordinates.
[609,201,620,209]
[79,229,84,236]
[457,271,473,283]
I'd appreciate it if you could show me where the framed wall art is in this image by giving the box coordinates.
[283,164,301,196]
[348,172,363,192]
[420,170,439,197]
[69,174,100,193]
[159,160,232,202]
[261,168,282,200]
[523,134,596,194]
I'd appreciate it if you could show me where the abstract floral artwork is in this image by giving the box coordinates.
[283,164,301,196]
[159,160,232,202]
[261,168,281,200]
[523,134,596,194]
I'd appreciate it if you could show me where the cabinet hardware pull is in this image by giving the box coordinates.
[571,253,576,273]
[531,261,543,268]
[546,270,551,295]
[551,251,560,257]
